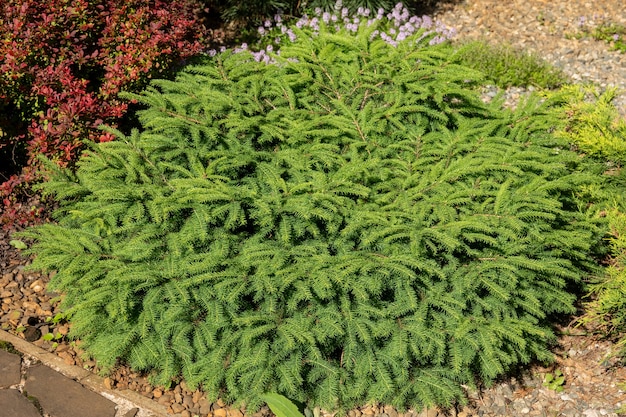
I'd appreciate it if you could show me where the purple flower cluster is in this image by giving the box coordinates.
[207,46,227,57]
[291,1,455,45]
[206,1,456,62]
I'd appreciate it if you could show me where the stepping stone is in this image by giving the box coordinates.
[0,389,42,417]
[24,364,116,417]
[0,349,21,388]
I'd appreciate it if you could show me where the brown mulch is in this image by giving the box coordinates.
[3,1,626,416]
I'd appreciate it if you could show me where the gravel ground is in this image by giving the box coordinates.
[2,1,626,416]
[433,0,626,116]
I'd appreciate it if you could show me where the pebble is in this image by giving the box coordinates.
[29,279,44,292]
[158,393,173,406]
[362,406,376,415]
[103,377,113,389]
[183,395,194,408]
[416,408,439,417]
[192,390,202,403]
[230,409,244,417]
[199,399,212,415]
[562,409,579,417]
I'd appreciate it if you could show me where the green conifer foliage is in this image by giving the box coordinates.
[23,21,604,412]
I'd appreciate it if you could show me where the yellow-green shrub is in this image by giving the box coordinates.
[554,85,626,356]
[554,86,626,163]
[581,209,626,357]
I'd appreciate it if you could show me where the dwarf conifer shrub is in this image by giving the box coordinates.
[24,19,604,412]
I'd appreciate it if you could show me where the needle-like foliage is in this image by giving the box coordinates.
[22,18,604,412]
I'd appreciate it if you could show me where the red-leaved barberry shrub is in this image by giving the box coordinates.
[0,0,206,229]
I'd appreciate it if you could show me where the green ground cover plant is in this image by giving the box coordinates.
[573,16,626,53]
[591,23,626,53]
[21,14,608,411]
[542,369,565,392]
[449,40,568,89]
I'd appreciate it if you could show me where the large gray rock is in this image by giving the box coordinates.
[0,349,21,388]
[0,389,42,417]
[24,364,116,417]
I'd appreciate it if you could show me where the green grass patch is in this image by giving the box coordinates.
[450,39,569,89]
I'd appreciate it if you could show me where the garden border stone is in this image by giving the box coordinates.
[0,329,171,417]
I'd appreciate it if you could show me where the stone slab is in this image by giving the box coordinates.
[1,329,169,417]
[0,348,21,388]
[24,363,117,417]
[0,389,42,417]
